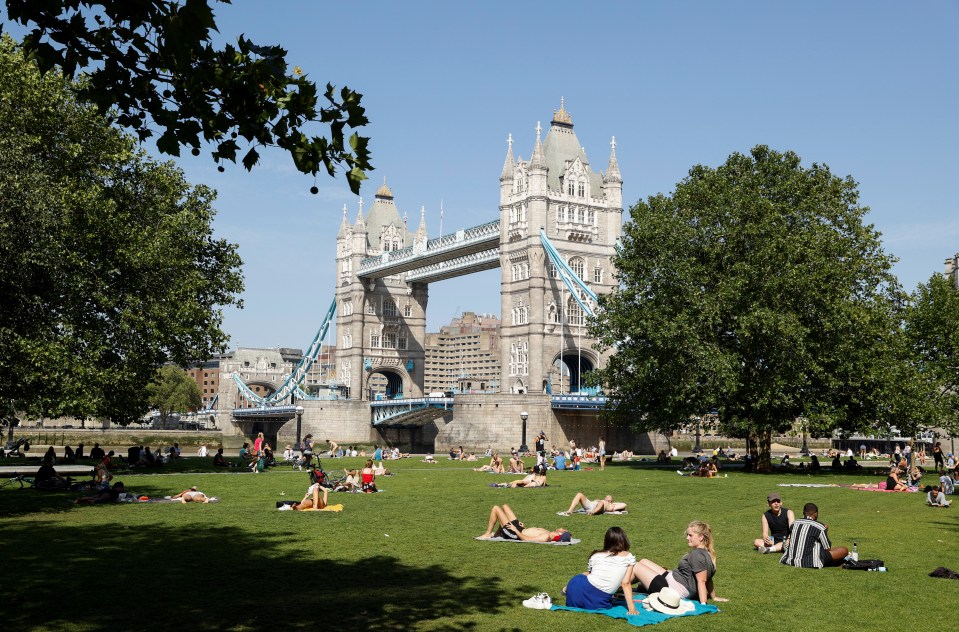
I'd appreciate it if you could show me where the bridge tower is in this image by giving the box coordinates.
[335,183,429,401]
[498,103,623,395]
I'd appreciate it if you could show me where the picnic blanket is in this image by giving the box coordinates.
[558,509,628,516]
[551,594,719,627]
[474,536,580,545]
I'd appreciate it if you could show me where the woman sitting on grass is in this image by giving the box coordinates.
[631,520,728,605]
[493,464,548,488]
[361,460,378,493]
[886,466,908,491]
[563,527,638,613]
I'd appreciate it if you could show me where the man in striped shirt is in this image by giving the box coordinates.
[780,503,849,568]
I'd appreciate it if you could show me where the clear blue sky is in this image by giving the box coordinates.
[5,1,958,351]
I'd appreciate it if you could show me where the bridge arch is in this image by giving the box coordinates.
[366,365,412,401]
[552,349,598,395]
[236,380,278,405]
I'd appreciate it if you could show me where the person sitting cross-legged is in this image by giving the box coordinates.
[779,502,848,568]
[753,492,795,554]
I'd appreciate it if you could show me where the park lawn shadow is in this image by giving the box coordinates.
[0,520,515,632]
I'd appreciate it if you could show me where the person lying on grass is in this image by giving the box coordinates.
[74,481,130,505]
[926,485,951,507]
[293,483,329,511]
[172,487,211,503]
[492,466,548,488]
[559,493,627,515]
[478,504,571,542]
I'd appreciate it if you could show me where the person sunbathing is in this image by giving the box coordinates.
[886,466,908,491]
[508,455,525,473]
[172,487,211,503]
[293,483,329,510]
[559,493,627,515]
[478,504,571,542]
[493,467,548,488]
[473,453,505,473]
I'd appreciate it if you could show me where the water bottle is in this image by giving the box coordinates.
[851,542,858,562]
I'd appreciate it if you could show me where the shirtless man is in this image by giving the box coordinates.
[478,504,572,542]
[559,492,627,516]
[326,439,339,458]
[172,487,211,503]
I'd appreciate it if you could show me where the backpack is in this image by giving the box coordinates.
[842,559,885,571]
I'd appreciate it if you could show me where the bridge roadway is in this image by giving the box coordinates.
[357,220,500,281]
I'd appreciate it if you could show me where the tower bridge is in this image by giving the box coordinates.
[218,103,663,456]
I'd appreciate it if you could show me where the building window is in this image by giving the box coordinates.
[509,207,517,223]
[570,257,585,279]
[593,267,603,284]
[404,303,412,317]
[383,298,398,317]
[342,330,353,349]
[567,296,585,326]
[578,181,585,197]
[567,181,575,196]
[371,333,380,348]
[399,335,408,350]
[367,300,377,315]
[342,300,354,316]
[383,333,397,349]
[548,263,558,278]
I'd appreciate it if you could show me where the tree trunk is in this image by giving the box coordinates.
[755,427,773,473]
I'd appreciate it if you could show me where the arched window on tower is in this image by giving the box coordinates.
[570,257,585,280]
[593,266,603,284]
[383,298,398,317]
[568,181,575,196]
[578,180,585,197]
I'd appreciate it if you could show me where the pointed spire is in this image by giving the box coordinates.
[604,136,622,183]
[338,203,349,237]
[403,210,408,229]
[355,197,365,227]
[500,133,515,181]
[530,121,545,170]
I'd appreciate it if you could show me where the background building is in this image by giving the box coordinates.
[424,312,500,394]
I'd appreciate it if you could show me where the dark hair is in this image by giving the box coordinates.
[590,526,630,560]
[802,502,818,516]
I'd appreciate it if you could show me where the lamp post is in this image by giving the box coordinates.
[694,417,702,453]
[800,419,809,456]
[519,411,529,453]
[295,405,305,447]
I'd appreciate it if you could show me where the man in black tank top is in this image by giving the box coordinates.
[753,492,795,553]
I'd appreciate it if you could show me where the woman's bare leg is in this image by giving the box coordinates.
[633,559,668,590]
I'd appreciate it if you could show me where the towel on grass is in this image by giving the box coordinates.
[474,536,580,545]
[558,509,628,516]
[551,594,718,627]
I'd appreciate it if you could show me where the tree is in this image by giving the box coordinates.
[590,145,922,471]
[0,35,243,423]
[904,272,959,437]
[3,0,371,194]
[147,364,202,426]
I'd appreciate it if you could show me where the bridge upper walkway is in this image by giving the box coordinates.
[357,220,500,281]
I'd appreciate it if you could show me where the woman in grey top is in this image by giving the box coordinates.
[632,520,728,605]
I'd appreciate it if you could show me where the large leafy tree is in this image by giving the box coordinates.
[147,364,202,426]
[0,35,243,423]
[2,0,371,193]
[904,273,959,437]
[591,145,923,471]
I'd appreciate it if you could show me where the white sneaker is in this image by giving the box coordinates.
[522,593,552,610]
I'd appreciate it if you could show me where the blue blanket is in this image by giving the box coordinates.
[551,594,719,627]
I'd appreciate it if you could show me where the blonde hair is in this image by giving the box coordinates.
[688,520,717,566]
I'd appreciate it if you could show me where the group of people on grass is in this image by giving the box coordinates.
[504,515,727,613]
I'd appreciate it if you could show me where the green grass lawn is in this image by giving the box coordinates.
[1,457,954,631]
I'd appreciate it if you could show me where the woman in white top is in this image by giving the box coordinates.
[563,527,639,613]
